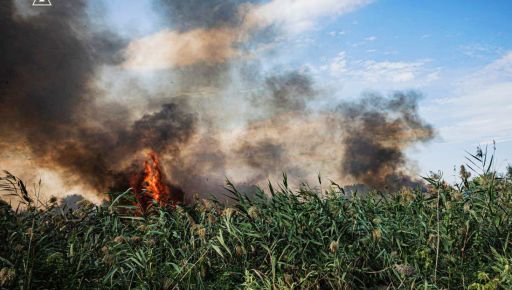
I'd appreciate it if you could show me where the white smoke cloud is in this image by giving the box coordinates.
[123,28,242,70]
[244,0,372,34]
[122,0,372,70]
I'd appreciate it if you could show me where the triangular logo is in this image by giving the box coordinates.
[33,0,52,6]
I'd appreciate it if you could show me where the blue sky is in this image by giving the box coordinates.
[291,0,512,178]
[96,0,512,178]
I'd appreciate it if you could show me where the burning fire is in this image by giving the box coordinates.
[130,151,174,208]
[142,152,169,203]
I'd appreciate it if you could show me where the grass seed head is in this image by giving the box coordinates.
[428,234,436,246]
[329,241,339,253]
[114,235,125,244]
[207,213,216,224]
[14,244,24,252]
[102,254,115,265]
[235,245,244,256]
[400,187,416,204]
[76,199,93,209]
[76,210,88,219]
[176,205,186,215]
[0,267,15,287]
[284,274,293,285]
[394,264,415,276]
[452,191,463,201]
[372,228,382,241]
[460,165,471,180]
[130,236,142,244]
[223,207,236,218]
[247,206,260,219]
[202,199,216,211]
[196,226,206,239]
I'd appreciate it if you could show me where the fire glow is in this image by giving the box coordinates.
[130,152,174,208]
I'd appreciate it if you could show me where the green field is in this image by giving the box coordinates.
[1,153,512,289]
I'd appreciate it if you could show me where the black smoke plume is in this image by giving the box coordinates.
[0,1,435,203]
[157,0,247,30]
[251,71,317,114]
[0,1,196,196]
[337,92,434,189]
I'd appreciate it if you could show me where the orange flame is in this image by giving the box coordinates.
[142,152,169,203]
[130,151,173,208]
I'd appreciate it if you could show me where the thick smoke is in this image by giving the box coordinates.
[251,72,317,114]
[1,0,435,203]
[337,92,434,189]
[157,0,246,30]
[0,0,119,191]
[238,76,434,190]
[234,72,319,184]
[0,1,196,197]
[0,1,111,133]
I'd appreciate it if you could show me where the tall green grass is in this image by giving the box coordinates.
[1,151,512,289]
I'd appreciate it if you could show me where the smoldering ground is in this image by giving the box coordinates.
[0,0,434,203]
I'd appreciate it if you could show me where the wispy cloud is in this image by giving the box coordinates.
[353,59,427,82]
[245,0,372,34]
[326,52,348,74]
[318,52,433,83]
[458,43,504,60]
[328,30,346,37]
[425,52,512,144]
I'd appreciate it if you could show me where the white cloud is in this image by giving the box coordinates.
[322,52,430,83]
[425,52,512,144]
[356,60,427,82]
[461,51,512,85]
[459,43,504,59]
[327,52,348,74]
[328,30,346,37]
[364,36,377,41]
[244,0,372,34]
[425,71,440,82]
